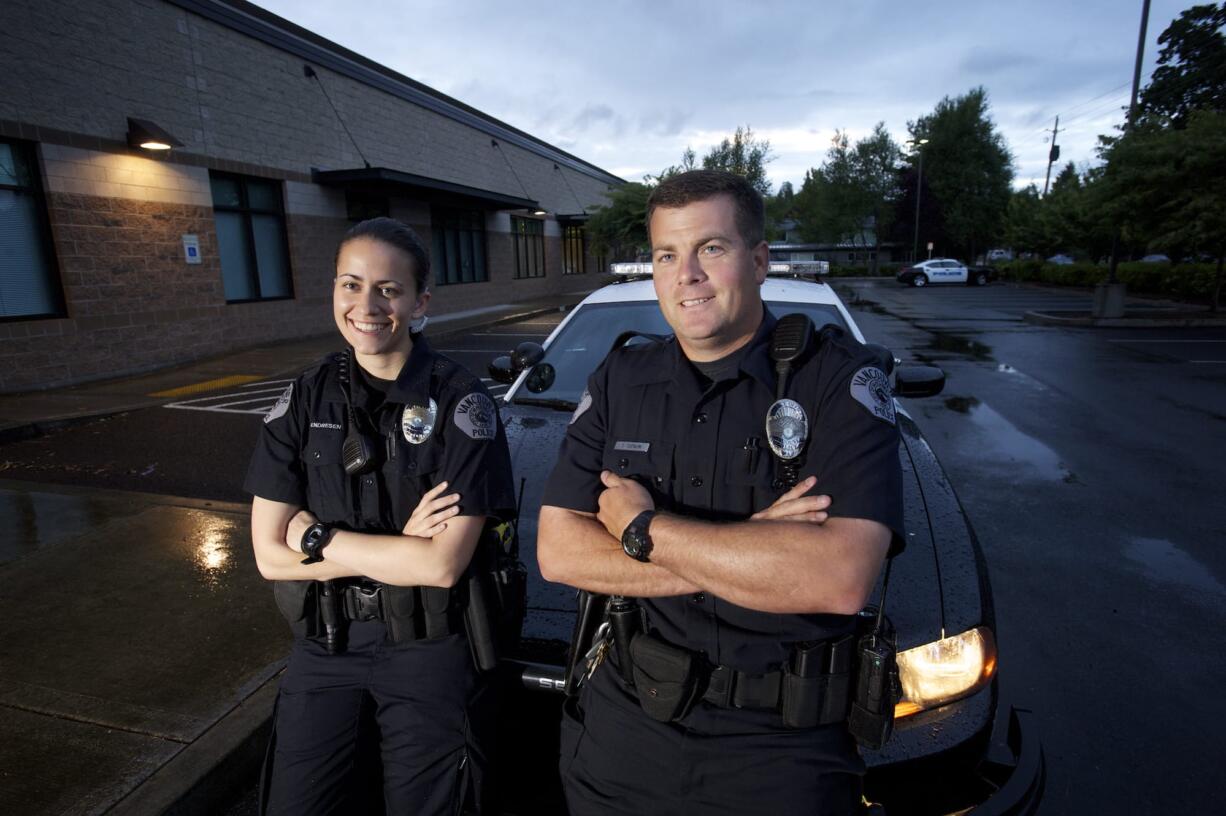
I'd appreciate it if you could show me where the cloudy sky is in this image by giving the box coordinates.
[254,0,1194,193]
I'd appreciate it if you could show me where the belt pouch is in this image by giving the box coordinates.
[628,633,700,722]
[272,580,313,639]
[382,585,419,643]
[464,572,499,672]
[421,585,453,639]
[781,670,822,728]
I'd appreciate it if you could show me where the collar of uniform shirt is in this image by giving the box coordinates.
[320,334,434,407]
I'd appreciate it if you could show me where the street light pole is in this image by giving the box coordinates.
[907,138,929,262]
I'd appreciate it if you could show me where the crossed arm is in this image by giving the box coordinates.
[537,473,891,615]
[250,482,483,588]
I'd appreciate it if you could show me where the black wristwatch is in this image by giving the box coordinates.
[621,510,656,562]
[300,522,333,565]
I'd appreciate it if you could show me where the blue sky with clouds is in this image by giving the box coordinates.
[254,0,1195,192]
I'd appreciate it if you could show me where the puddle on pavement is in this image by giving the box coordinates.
[927,333,994,360]
[0,489,132,565]
[946,399,1073,482]
[1123,538,1224,598]
[944,396,980,414]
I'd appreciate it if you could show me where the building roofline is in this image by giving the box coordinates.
[167,0,625,187]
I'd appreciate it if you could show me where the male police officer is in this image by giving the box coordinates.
[538,170,903,815]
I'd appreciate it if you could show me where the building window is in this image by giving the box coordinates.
[512,216,545,279]
[209,173,292,303]
[563,225,587,275]
[432,208,487,285]
[0,139,63,320]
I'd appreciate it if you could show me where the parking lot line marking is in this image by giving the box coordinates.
[239,378,293,387]
[150,374,263,398]
[1108,339,1226,343]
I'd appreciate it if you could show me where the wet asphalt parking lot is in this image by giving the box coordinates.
[3,283,1224,814]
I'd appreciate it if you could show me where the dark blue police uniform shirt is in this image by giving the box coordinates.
[542,309,905,674]
[245,335,516,534]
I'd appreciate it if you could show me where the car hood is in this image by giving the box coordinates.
[501,402,993,658]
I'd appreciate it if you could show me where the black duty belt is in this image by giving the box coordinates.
[341,582,386,622]
[700,644,855,727]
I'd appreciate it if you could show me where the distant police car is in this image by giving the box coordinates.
[897,258,992,287]
[492,263,1041,815]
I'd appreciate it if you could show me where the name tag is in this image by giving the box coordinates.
[614,441,650,453]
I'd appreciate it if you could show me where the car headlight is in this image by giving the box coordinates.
[894,626,996,718]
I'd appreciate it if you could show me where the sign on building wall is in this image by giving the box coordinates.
[182,234,201,265]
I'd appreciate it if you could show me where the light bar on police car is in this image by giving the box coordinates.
[610,263,653,276]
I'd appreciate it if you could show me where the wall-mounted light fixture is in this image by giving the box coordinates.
[127,117,182,151]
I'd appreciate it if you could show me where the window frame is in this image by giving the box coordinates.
[209,171,295,304]
[0,138,65,323]
[431,207,489,286]
[511,215,546,280]
[562,224,587,275]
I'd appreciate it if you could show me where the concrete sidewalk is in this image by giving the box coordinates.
[0,291,589,815]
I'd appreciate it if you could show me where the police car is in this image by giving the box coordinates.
[490,264,1041,815]
[896,258,992,287]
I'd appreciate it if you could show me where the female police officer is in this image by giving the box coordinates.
[245,217,516,815]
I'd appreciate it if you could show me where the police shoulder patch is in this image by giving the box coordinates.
[264,383,293,424]
[850,366,895,425]
[570,388,592,425]
[453,392,497,440]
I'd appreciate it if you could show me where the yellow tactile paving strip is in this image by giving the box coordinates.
[150,375,263,398]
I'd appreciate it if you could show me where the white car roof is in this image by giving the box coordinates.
[563,278,865,344]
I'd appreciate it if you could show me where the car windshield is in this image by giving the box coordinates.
[511,299,848,408]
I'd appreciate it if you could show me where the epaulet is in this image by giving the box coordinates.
[296,352,342,382]
[432,355,479,394]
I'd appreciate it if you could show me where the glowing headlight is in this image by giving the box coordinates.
[895,627,996,718]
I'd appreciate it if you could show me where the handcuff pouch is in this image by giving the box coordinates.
[272,580,314,639]
[629,632,701,722]
[381,585,419,643]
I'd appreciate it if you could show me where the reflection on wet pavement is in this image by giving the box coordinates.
[940,398,1072,482]
[1123,538,1224,598]
[926,333,994,360]
[0,489,143,565]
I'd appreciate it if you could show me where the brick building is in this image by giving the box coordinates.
[0,0,623,392]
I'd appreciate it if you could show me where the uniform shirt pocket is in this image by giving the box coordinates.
[602,439,674,497]
[723,446,780,517]
[303,434,349,523]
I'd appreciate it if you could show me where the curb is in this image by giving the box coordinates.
[105,672,282,816]
[1023,310,1226,328]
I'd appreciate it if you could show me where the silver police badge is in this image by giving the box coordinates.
[401,399,438,444]
[454,392,497,440]
[766,398,808,460]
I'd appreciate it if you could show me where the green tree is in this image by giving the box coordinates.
[765,181,797,241]
[852,123,904,267]
[1003,185,1046,255]
[1139,2,1226,128]
[585,180,653,261]
[794,131,866,246]
[701,126,774,195]
[1097,112,1226,309]
[907,87,1014,260]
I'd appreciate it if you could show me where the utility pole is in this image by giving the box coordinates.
[1098,0,1152,317]
[906,138,928,262]
[1042,115,1061,196]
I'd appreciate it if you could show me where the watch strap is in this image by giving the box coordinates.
[300,522,332,565]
